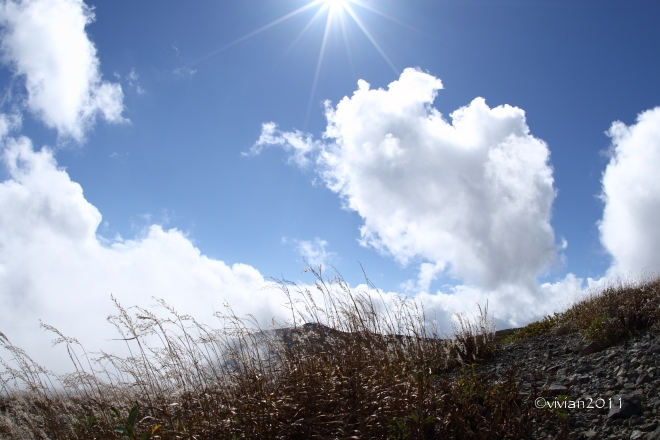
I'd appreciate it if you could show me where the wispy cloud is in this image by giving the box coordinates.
[127,68,145,95]
[296,237,335,268]
[247,122,318,168]
[173,66,196,77]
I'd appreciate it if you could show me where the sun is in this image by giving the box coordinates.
[196,0,403,126]
[324,0,348,14]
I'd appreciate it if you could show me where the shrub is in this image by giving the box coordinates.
[506,275,660,346]
[503,314,560,343]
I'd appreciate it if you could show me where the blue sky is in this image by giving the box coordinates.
[66,0,655,281]
[1,0,660,368]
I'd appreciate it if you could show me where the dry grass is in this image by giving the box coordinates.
[505,275,660,345]
[4,269,660,439]
[0,266,534,439]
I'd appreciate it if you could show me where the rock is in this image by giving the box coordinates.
[609,394,643,419]
[640,421,659,432]
[638,374,652,386]
[480,330,660,439]
[594,368,606,377]
[580,341,605,356]
[645,426,660,440]
[576,363,593,374]
[547,383,568,396]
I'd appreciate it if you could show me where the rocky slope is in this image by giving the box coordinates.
[482,331,660,439]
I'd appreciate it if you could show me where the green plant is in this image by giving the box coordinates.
[388,410,435,440]
[582,316,607,343]
[504,313,561,343]
[531,394,572,440]
[388,418,410,440]
[111,405,161,440]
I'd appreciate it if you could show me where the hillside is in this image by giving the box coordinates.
[1,272,659,439]
[485,327,660,439]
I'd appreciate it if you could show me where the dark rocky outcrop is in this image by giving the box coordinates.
[482,331,660,439]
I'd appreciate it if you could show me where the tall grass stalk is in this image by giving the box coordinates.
[1,266,527,439]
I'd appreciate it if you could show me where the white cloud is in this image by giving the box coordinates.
[401,261,444,294]
[257,68,559,290]
[418,274,590,330]
[0,134,584,374]
[248,122,320,168]
[127,68,144,95]
[600,107,660,276]
[296,237,335,268]
[0,0,125,141]
[0,111,19,138]
[250,68,590,328]
[173,66,196,77]
[0,138,287,371]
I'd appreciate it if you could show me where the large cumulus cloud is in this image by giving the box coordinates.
[253,68,577,327]
[600,107,660,276]
[0,0,124,141]
[257,68,560,290]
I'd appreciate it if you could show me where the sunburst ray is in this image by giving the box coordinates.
[193,0,407,127]
[192,0,323,64]
[305,9,334,127]
[343,2,398,74]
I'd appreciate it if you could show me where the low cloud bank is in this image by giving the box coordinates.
[0,138,284,370]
